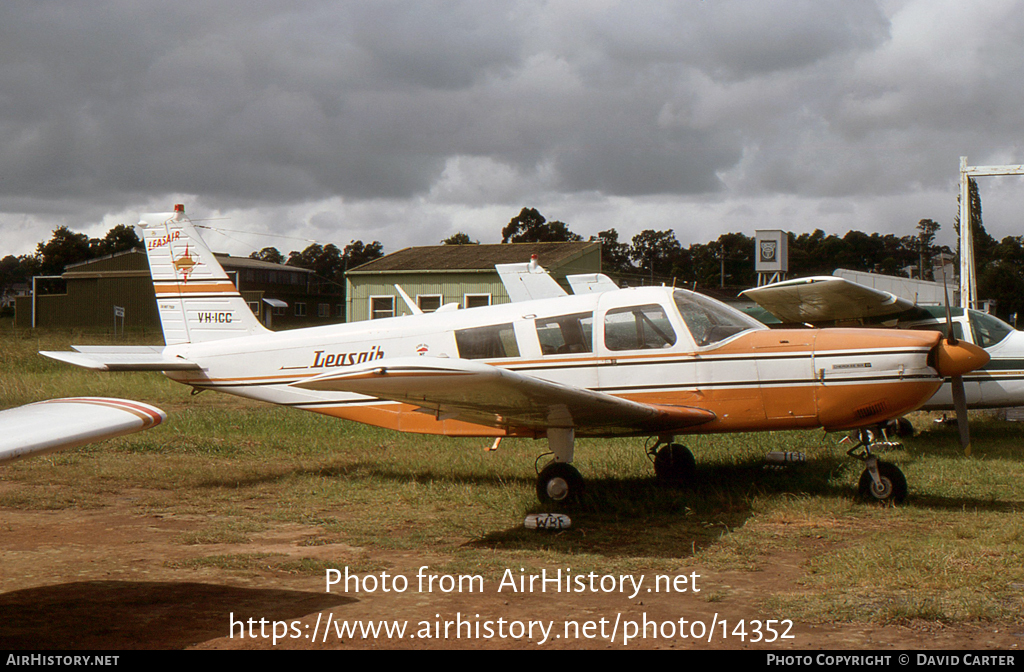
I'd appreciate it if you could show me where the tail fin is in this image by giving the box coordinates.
[138,205,267,345]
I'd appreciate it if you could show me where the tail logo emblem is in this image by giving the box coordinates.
[173,243,198,283]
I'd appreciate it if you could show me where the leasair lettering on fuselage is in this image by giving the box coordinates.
[312,347,386,368]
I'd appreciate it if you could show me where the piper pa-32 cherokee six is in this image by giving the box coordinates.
[43,206,989,505]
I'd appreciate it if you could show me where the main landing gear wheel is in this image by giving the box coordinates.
[885,417,915,438]
[653,443,696,482]
[536,463,584,505]
[857,460,908,506]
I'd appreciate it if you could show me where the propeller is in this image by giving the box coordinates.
[942,281,973,456]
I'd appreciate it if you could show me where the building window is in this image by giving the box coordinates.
[370,296,395,320]
[464,294,491,309]
[318,303,330,318]
[336,304,344,317]
[295,302,307,317]
[417,295,442,313]
[248,301,261,316]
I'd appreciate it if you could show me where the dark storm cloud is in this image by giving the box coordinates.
[0,0,901,209]
[2,1,1024,254]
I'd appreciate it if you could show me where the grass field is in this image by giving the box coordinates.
[3,319,1024,634]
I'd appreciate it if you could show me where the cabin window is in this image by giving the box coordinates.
[536,312,593,355]
[456,323,520,359]
[673,289,762,347]
[295,302,307,317]
[604,304,676,351]
[318,303,330,318]
[418,295,443,312]
[370,296,395,320]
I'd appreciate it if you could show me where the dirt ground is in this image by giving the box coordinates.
[0,485,1020,651]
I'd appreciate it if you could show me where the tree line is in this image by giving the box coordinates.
[3,196,1023,322]
[447,204,1024,321]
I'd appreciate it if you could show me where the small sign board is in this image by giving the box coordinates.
[755,230,788,273]
[525,513,571,530]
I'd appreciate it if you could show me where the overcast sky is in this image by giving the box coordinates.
[2,0,1023,259]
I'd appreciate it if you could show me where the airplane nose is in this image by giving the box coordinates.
[932,339,989,378]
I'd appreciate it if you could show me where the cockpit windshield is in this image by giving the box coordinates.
[969,310,1014,349]
[673,289,766,347]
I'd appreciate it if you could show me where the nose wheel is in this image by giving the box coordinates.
[857,457,908,505]
[843,428,908,505]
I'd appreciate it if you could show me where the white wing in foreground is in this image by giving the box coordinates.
[741,276,916,324]
[0,397,166,464]
[291,357,714,436]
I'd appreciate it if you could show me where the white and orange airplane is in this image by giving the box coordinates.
[42,206,989,505]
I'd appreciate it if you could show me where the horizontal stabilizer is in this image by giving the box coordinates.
[496,260,568,302]
[0,397,166,464]
[567,273,619,295]
[291,356,714,435]
[40,346,200,371]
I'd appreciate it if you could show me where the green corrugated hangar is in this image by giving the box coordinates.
[345,241,602,322]
[15,249,343,332]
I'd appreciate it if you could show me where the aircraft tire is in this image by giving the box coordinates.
[653,443,697,482]
[536,463,584,505]
[857,461,908,505]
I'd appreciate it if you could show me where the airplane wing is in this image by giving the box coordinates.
[0,397,166,464]
[740,276,917,324]
[291,357,715,436]
[39,345,200,371]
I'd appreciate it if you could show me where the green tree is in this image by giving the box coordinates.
[916,219,940,280]
[441,232,478,245]
[250,247,286,264]
[589,229,633,276]
[36,227,92,275]
[343,240,384,271]
[501,208,581,243]
[955,177,997,266]
[288,243,344,281]
[92,224,142,257]
[629,230,682,283]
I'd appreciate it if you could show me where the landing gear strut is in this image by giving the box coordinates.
[843,427,908,505]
